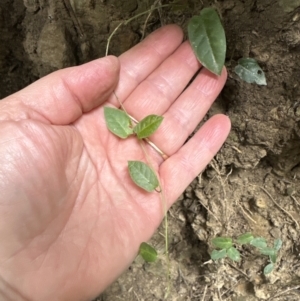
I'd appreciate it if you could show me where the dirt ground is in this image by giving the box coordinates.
[1,0,300,300]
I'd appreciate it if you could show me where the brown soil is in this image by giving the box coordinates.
[1,0,300,300]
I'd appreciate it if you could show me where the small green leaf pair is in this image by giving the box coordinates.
[104,107,163,139]
[210,233,282,275]
[104,107,163,193]
[211,237,241,262]
[254,238,282,275]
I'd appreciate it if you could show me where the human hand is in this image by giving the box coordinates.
[0,25,230,301]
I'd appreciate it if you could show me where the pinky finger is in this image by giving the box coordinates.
[159,114,231,207]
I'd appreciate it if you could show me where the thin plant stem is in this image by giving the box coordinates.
[139,140,170,296]
[161,186,170,298]
[105,4,172,294]
[141,0,162,41]
[107,3,169,160]
[105,4,170,56]
[112,90,128,115]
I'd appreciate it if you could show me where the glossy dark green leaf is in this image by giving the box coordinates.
[264,263,274,275]
[139,242,158,262]
[250,237,267,249]
[211,248,227,260]
[188,8,226,75]
[274,239,282,251]
[212,237,233,249]
[128,161,159,192]
[227,247,241,261]
[104,107,133,139]
[234,58,267,85]
[236,232,254,245]
[133,115,163,139]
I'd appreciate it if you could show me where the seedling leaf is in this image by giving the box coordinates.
[104,107,133,139]
[264,263,274,275]
[139,242,157,262]
[250,237,267,249]
[234,58,267,85]
[274,239,282,251]
[227,247,241,261]
[236,232,254,245]
[211,248,227,260]
[128,161,159,192]
[259,247,276,257]
[212,237,233,249]
[188,8,226,75]
[133,115,163,139]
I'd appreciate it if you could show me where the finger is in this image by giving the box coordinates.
[123,41,201,117]
[0,56,120,125]
[160,114,231,206]
[108,24,184,107]
[151,68,228,155]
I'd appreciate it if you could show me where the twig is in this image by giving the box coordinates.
[201,285,208,301]
[63,0,84,38]
[210,159,228,224]
[217,287,223,301]
[133,291,141,301]
[105,4,170,56]
[221,279,240,299]
[230,145,242,153]
[238,204,257,224]
[141,0,161,40]
[267,285,300,301]
[291,195,300,206]
[224,166,233,182]
[228,262,250,280]
[198,199,222,226]
[250,184,299,229]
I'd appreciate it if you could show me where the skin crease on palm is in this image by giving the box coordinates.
[0,25,230,301]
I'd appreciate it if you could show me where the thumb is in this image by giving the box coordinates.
[0,55,120,125]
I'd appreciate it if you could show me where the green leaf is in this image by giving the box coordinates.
[139,242,157,262]
[250,237,267,249]
[188,8,226,75]
[104,107,133,139]
[234,58,267,85]
[236,233,254,245]
[133,115,163,139]
[274,239,282,251]
[212,237,233,249]
[259,247,276,257]
[227,247,241,261]
[211,248,227,260]
[264,263,274,275]
[128,161,159,192]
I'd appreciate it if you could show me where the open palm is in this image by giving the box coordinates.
[0,25,230,301]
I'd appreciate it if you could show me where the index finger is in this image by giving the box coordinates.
[107,25,184,107]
